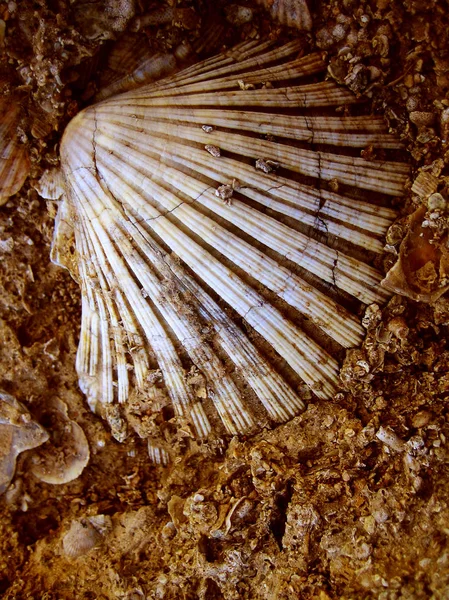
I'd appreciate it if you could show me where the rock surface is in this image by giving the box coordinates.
[1,0,449,598]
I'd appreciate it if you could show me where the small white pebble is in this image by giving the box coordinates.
[376,426,406,453]
[0,238,14,252]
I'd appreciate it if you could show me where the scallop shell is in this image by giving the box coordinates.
[0,99,31,205]
[62,517,104,558]
[49,40,410,441]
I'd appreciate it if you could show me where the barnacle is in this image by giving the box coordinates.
[37,40,410,443]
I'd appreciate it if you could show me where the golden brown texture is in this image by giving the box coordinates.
[1,1,449,599]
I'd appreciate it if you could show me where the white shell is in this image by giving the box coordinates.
[51,41,409,441]
[33,167,65,200]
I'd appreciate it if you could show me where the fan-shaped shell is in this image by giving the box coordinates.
[62,518,103,558]
[51,40,410,441]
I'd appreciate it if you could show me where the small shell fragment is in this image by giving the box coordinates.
[215,183,234,204]
[376,426,406,453]
[256,0,312,30]
[382,203,449,302]
[62,517,105,558]
[0,392,49,494]
[255,158,280,173]
[238,80,255,91]
[427,193,446,211]
[148,441,170,465]
[0,99,31,205]
[31,397,89,485]
[205,144,221,157]
[411,171,439,199]
[34,168,65,200]
[225,5,254,26]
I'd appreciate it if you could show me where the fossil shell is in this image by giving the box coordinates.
[0,99,30,205]
[33,167,65,200]
[62,517,106,558]
[148,441,170,466]
[382,202,449,302]
[256,0,312,30]
[30,397,90,484]
[49,40,409,441]
[0,391,49,494]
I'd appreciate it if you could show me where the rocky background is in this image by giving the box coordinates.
[1,0,449,598]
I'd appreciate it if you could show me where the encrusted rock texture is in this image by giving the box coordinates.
[1,0,449,598]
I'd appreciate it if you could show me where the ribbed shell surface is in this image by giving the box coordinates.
[256,0,312,30]
[54,40,410,439]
